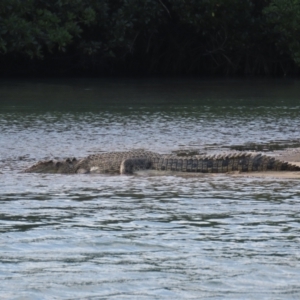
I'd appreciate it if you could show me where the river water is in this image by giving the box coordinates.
[0,78,300,299]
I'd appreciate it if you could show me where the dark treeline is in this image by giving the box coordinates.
[1,0,300,77]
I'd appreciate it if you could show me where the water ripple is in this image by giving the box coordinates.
[1,79,300,298]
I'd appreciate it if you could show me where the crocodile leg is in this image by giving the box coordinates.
[120,158,153,174]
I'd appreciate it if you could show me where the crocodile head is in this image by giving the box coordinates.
[24,158,77,173]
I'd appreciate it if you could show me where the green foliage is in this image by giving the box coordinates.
[263,0,300,66]
[0,0,299,76]
[0,0,103,58]
[161,0,257,74]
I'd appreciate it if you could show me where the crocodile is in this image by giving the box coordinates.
[24,150,300,174]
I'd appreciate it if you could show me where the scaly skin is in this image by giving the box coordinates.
[24,150,300,174]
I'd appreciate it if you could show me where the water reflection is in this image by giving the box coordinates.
[1,78,300,112]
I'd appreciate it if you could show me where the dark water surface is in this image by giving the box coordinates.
[1,79,300,299]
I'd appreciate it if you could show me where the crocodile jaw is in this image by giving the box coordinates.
[24,160,76,173]
[24,160,57,173]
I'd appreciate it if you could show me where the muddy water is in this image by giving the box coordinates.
[1,78,300,299]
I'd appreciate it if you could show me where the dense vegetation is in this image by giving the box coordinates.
[1,0,300,76]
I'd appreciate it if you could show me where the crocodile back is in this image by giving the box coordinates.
[76,150,161,173]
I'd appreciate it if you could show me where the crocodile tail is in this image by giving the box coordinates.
[283,162,300,171]
[245,155,300,172]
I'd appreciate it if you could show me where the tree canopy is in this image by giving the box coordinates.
[1,0,300,76]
